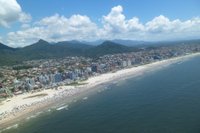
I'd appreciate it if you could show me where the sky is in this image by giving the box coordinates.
[0,0,200,47]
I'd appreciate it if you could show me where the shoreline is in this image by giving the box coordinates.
[0,52,200,130]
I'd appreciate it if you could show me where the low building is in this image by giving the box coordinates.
[54,73,62,82]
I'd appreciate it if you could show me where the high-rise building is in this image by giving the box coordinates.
[54,73,62,82]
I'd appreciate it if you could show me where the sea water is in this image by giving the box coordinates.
[2,55,200,133]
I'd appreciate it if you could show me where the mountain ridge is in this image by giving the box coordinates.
[0,39,200,66]
[0,40,137,65]
[0,42,15,51]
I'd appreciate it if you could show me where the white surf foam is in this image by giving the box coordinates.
[83,97,88,100]
[0,124,18,132]
[26,111,43,120]
[56,105,68,111]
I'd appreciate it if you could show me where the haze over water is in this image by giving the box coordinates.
[2,55,200,133]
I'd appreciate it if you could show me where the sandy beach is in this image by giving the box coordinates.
[0,53,200,130]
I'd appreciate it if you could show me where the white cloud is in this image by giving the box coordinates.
[144,16,200,40]
[6,14,99,47]
[0,0,31,28]
[146,15,172,33]
[2,5,200,47]
[21,23,31,29]
[101,5,144,39]
[19,12,32,23]
[38,14,99,41]
[103,5,127,33]
[127,17,144,31]
[102,6,200,41]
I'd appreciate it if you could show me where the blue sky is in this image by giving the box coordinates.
[0,0,200,47]
[17,0,200,23]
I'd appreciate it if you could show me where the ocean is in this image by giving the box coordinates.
[2,55,200,133]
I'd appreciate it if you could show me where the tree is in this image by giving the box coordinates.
[58,67,64,73]
[0,72,4,78]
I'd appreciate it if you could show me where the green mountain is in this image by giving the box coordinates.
[0,43,15,51]
[0,40,139,66]
[86,41,138,57]
[55,40,93,49]
[0,43,19,65]
[16,39,92,60]
[0,39,199,66]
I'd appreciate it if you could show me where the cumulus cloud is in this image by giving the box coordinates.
[2,5,200,47]
[144,15,200,40]
[6,14,99,47]
[0,0,31,28]
[19,12,32,23]
[103,5,127,33]
[102,5,144,35]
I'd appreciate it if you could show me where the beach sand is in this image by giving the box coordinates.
[0,53,200,130]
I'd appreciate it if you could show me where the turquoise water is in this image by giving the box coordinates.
[2,55,200,133]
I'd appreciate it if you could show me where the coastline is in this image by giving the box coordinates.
[0,52,200,130]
